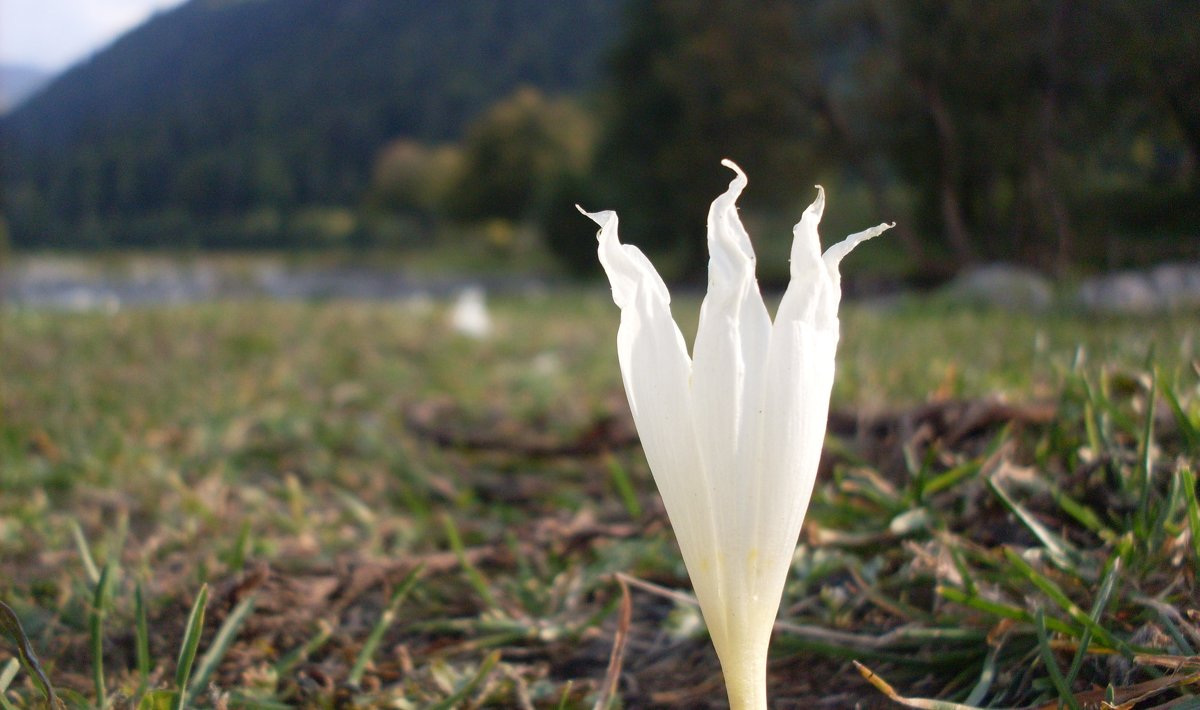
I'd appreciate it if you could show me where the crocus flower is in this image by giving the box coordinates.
[581,161,891,709]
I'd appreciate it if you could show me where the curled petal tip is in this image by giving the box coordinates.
[823,221,895,269]
[807,186,826,218]
[719,160,748,196]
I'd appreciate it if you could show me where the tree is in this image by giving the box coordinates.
[860,0,1200,272]
[446,87,595,223]
[366,140,463,218]
[595,0,821,280]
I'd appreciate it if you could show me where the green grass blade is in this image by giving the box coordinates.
[1155,606,1197,657]
[1161,376,1199,454]
[89,562,116,708]
[1065,550,1122,688]
[172,584,209,710]
[988,479,1080,573]
[137,689,177,709]
[224,521,252,573]
[442,515,496,608]
[1093,376,1138,437]
[962,637,1000,706]
[426,650,500,710]
[0,601,57,706]
[1081,384,1102,458]
[187,594,257,700]
[1002,548,1126,654]
[1149,464,1183,556]
[937,584,1029,623]
[946,544,977,597]
[605,453,642,518]
[348,564,423,687]
[922,458,982,497]
[1035,607,1081,710]
[71,520,100,586]
[937,584,1075,636]
[273,621,333,678]
[555,680,574,710]
[135,582,151,691]
[1181,467,1200,573]
[1135,370,1158,534]
[1049,486,1116,541]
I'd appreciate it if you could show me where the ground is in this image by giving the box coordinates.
[1,293,1198,708]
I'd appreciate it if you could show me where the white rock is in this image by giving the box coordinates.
[1075,264,1200,314]
[943,264,1054,310]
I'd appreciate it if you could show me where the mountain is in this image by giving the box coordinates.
[0,64,52,114]
[0,0,618,248]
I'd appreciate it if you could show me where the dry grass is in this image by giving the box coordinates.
[1,293,1198,708]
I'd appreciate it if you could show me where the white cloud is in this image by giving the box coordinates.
[1,0,187,72]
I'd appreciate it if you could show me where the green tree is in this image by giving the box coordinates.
[446,87,595,223]
[869,0,1200,271]
[366,140,463,218]
[594,0,820,280]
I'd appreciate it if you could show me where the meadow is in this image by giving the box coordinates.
[1,292,1198,708]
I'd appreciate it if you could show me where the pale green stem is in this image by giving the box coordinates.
[721,653,768,710]
[714,633,769,710]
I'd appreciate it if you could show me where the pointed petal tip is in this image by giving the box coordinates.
[792,185,820,230]
[801,185,826,223]
[823,221,895,269]
[578,206,617,231]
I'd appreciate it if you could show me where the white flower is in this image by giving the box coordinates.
[449,286,492,339]
[581,161,891,709]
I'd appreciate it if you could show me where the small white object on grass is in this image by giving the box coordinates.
[449,286,492,339]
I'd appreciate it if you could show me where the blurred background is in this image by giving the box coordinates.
[1,0,1197,292]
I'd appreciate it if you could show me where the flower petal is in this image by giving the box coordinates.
[822,221,896,289]
[586,172,890,710]
[757,188,892,612]
[686,161,778,645]
[758,316,836,578]
[692,160,772,442]
[580,206,723,628]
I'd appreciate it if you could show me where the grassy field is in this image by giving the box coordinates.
[1,292,1198,708]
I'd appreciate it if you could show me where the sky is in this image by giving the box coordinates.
[1,0,188,73]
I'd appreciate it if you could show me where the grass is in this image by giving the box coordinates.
[0,291,1198,708]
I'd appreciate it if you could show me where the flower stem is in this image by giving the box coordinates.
[721,655,768,710]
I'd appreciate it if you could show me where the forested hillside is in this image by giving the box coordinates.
[0,64,50,113]
[2,0,1196,277]
[0,0,616,248]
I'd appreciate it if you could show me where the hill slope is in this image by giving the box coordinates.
[0,0,617,248]
[0,64,52,114]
